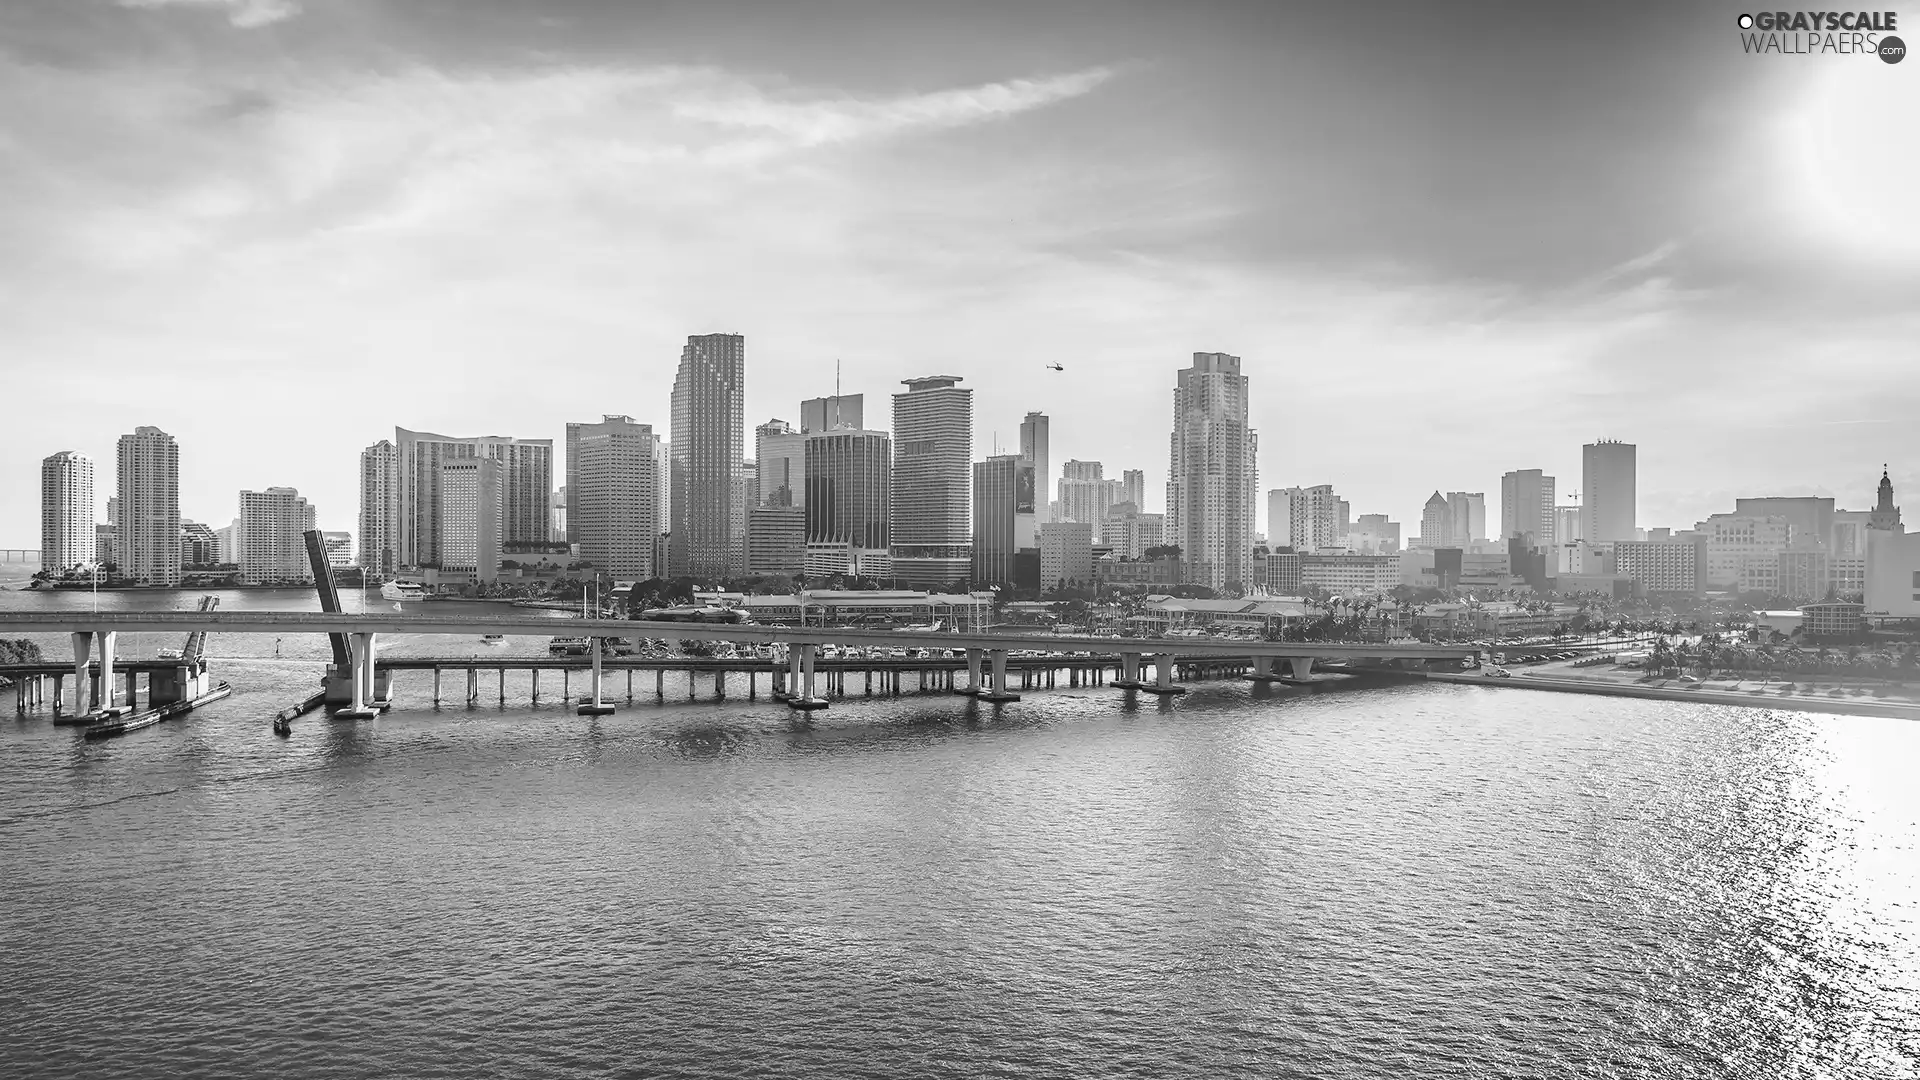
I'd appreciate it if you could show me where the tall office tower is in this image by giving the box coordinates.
[891,375,974,587]
[1019,412,1050,523]
[574,420,662,580]
[1582,440,1637,543]
[756,419,807,508]
[396,428,552,567]
[358,439,399,579]
[1555,505,1583,544]
[566,416,640,544]
[1166,353,1257,591]
[1122,469,1145,513]
[238,487,317,585]
[801,392,864,434]
[115,426,181,586]
[40,451,94,574]
[804,428,892,576]
[551,489,567,542]
[439,458,502,582]
[669,333,746,577]
[1447,492,1487,546]
[1267,485,1344,551]
[1500,470,1557,547]
[972,453,1036,582]
[746,507,806,577]
[1415,492,1449,549]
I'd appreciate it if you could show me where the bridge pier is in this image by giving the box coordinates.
[467,668,478,706]
[1113,651,1144,690]
[1246,655,1283,683]
[978,649,1020,703]
[532,669,541,705]
[335,632,379,719]
[433,667,441,705]
[1142,653,1187,696]
[498,669,505,705]
[956,647,984,696]
[790,643,827,710]
[578,637,615,715]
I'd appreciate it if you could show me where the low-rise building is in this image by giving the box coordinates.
[1613,537,1706,596]
[1799,600,1865,639]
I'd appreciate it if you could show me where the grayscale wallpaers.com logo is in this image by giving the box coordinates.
[1738,10,1905,60]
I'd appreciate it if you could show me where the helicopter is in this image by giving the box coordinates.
[1045,362,1064,372]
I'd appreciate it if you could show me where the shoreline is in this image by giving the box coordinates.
[1427,669,1920,721]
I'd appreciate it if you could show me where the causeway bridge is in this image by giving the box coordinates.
[0,611,1476,722]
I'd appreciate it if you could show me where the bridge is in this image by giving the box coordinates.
[0,549,39,561]
[0,611,1476,721]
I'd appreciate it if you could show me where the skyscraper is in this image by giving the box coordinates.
[1039,521,1094,591]
[1500,470,1556,547]
[1582,440,1637,543]
[1415,492,1450,549]
[800,392,863,434]
[804,428,892,576]
[440,458,501,582]
[1057,460,1125,525]
[1166,352,1258,592]
[1122,469,1145,513]
[756,419,807,508]
[238,486,316,585]
[1447,492,1487,546]
[972,453,1035,583]
[40,451,93,574]
[1019,412,1050,523]
[574,418,662,580]
[670,333,746,577]
[891,376,973,587]
[358,439,399,579]
[566,416,639,544]
[116,426,181,586]
[396,428,552,567]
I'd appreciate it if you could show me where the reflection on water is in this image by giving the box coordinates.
[0,588,1917,1078]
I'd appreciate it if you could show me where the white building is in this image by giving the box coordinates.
[358,439,399,579]
[1300,552,1399,595]
[1166,352,1258,592]
[1500,469,1556,547]
[40,450,94,574]
[1865,468,1920,619]
[755,419,807,509]
[1697,513,1793,589]
[322,531,352,568]
[1268,484,1346,552]
[440,458,501,582]
[397,427,552,569]
[239,487,317,585]
[574,417,662,581]
[116,426,182,586]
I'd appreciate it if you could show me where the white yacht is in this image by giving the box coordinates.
[381,580,428,601]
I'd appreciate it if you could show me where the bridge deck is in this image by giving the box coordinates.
[0,612,1475,661]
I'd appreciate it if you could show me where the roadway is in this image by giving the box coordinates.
[0,611,1476,662]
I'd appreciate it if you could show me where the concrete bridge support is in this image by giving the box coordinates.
[335,632,380,719]
[790,643,828,711]
[71,632,91,715]
[578,637,615,715]
[1113,652,1144,690]
[956,648,985,696]
[1143,652,1187,696]
[978,649,1021,703]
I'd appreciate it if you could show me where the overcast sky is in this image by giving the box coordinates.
[3,0,1916,548]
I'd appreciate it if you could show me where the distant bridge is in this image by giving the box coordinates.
[0,549,39,561]
[0,611,1475,721]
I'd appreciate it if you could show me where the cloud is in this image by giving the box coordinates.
[118,0,300,30]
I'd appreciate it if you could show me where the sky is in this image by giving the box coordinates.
[2,0,1916,549]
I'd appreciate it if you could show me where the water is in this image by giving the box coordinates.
[2,586,1917,1078]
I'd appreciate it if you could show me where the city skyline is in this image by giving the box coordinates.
[2,2,1913,548]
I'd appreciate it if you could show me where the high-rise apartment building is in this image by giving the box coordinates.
[972,454,1036,583]
[804,428,891,576]
[574,418,661,580]
[670,333,746,577]
[396,428,551,568]
[238,487,316,585]
[1166,353,1258,591]
[180,521,218,567]
[1058,460,1125,526]
[566,416,640,544]
[40,451,94,574]
[800,393,863,434]
[1582,440,1637,543]
[1500,469,1557,547]
[756,419,807,508]
[1039,521,1094,591]
[321,531,351,567]
[358,439,399,579]
[439,458,502,582]
[1268,485,1345,551]
[1122,469,1145,513]
[116,426,181,586]
[1019,412,1050,523]
[891,376,973,587]
[1102,505,1165,559]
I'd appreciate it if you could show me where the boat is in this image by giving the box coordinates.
[84,682,233,741]
[381,580,429,601]
[481,634,507,646]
